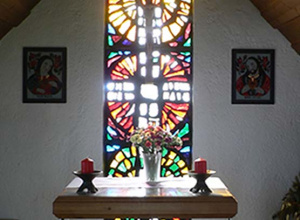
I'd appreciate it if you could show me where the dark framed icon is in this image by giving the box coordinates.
[23,47,67,103]
[232,49,275,104]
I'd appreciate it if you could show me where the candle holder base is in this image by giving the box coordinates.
[188,170,216,194]
[73,170,101,194]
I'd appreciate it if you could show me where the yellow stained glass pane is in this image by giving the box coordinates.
[162,26,173,42]
[163,9,172,21]
[113,14,127,27]
[182,2,191,10]
[152,0,160,4]
[165,4,175,13]
[109,11,123,23]
[116,151,125,162]
[111,159,118,168]
[177,160,185,168]
[123,1,135,8]
[170,22,181,36]
[166,159,173,166]
[141,0,146,5]
[127,25,136,42]
[176,17,184,26]
[115,173,123,177]
[182,167,189,174]
[167,118,176,130]
[127,7,137,19]
[111,106,122,119]
[168,151,176,159]
[165,70,185,78]
[131,55,137,72]
[131,170,136,176]
[109,0,120,4]
[171,108,187,118]
[112,70,129,79]
[162,65,171,75]
[161,157,166,165]
[131,146,137,156]
[121,59,133,74]
[108,5,122,14]
[107,101,115,107]
[119,19,131,35]
[178,9,189,16]
[124,159,131,169]
[166,170,172,176]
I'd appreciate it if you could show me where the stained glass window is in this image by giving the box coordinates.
[104,0,193,179]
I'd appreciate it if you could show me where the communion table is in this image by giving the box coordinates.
[53,176,237,219]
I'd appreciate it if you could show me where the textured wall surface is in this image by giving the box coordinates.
[0,0,299,220]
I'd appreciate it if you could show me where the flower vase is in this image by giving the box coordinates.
[142,152,161,182]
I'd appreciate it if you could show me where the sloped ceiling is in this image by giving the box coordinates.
[0,0,299,54]
[0,0,40,40]
[250,0,300,54]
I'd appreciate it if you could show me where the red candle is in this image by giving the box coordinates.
[81,158,94,173]
[194,158,207,173]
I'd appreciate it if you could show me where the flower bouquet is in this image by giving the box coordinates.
[129,124,183,154]
[129,124,183,182]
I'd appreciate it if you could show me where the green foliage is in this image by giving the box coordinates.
[273,173,300,220]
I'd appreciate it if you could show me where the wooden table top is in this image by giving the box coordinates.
[53,177,237,219]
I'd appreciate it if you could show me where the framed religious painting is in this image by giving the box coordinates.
[232,49,275,104]
[23,47,67,103]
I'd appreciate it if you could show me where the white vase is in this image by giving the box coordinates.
[142,152,161,182]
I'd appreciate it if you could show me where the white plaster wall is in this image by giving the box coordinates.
[0,0,299,220]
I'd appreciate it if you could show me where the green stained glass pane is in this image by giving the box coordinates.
[178,123,189,138]
[107,133,112,140]
[123,148,131,158]
[140,158,144,167]
[118,162,127,172]
[161,167,166,176]
[170,163,179,172]
[130,157,136,166]
[108,36,114,46]
[183,38,191,47]
[180,52,191,56]
[108,52,119,59]
[162,147,168,157]
[108,169,115,175]
[174,155,180,163]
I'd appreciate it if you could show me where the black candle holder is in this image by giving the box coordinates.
[188,170,216,194]
[73,170,101,194]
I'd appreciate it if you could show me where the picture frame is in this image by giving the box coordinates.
[23,47,67,103]
[232,49,275,104]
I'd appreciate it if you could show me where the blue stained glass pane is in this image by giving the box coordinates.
[123,39,132,45]
[107,126,117,136]
[180,146,191,153]
[108,24,116,34]
[184,57,191,62]
[118,51,123,55]
[177,36,183,42]
[124,51,131,55]
[106,145,120,152]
